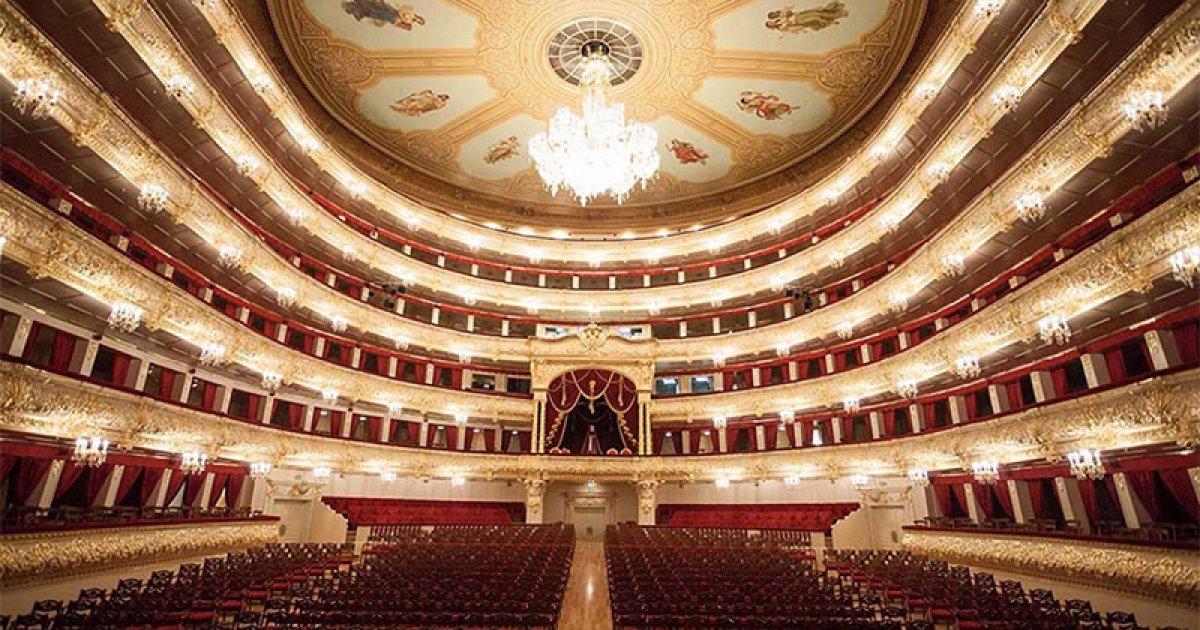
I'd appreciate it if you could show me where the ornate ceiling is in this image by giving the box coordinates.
[267,0,926,224]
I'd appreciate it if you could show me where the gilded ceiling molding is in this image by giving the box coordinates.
[0,520,278,588]
[902,529,1200,604]
[1,3,1191,367]
[0,180,1195,421]
[185,0,997,257]
[0,360,1194,483]
[88,0,1107,318]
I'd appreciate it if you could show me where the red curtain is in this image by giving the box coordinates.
[287,402,305,429]
[113,465,142,506]
[1077,479,1100,522]
[13,457,52,506]
[51,331,77,372]
[657,503,859,531]
[207,473,229,507]
[993,482,1014,519]
[1158,469,1200,521]
[111,353,132,386]
[483,428,496,452]
[226,474,246,508]
[182,473,206,507]
[0,456,16,488]
[545,369,639,452]
[518,431,531,453]
[688,430,702,454]
[55,462,88,500]
[965,391,978,420]
[158,368,177,400]
[200,382,218,410]
[1172,322,1197,365]
[1050,368,1068,398]
[652,428,667,454]
[972,483,994,519]
[408,421,422,445]
[245,394,261,422]
[139,467,165,506]
[163,470,187,506]
[328,411,345,437]
[1005,381,1023,410]
[1028,479,1046,520]
[1104,348,1127,383]
[1125,471,1161,521]
[85,466,110,506]
[932,484,952,516]
[950,485,969,517]
[763,423,778,450]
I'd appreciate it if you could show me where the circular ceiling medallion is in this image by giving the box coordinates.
[548,18,643,87]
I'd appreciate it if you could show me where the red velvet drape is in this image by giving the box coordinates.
[85,466,110,506]
[950,485,969,517]
[163,469,187,506]
[207,473,229,507]
[1125,471,1160,521]
[158,368,177,400]
[932,483,952,517]
[55,462,89,501]
[110,352,132,386]
[13,457,51,506]
[287,402,305,430]
[226,474,246,508]
[1104,348,1127,383]
[972,483,994,519]
[1159,469,1200,521]
[139,467,165,506]
[182,473,205,507]
[50,331,77,372]
[1077,479,1100,522]
[114,465,142,506]
[1028,479,1046,519]
[1172,322,1198,365]
[545,369,639,452]
[0,456,16,488]
[993,482,1014,519]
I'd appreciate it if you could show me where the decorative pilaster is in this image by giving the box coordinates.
[636,479,660,526]
[523,478,547,524]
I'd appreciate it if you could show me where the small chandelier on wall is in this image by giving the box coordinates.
[72,436,109,468]
[1067,449,1105,481]
[180,451,209,476]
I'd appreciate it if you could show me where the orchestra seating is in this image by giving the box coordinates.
[606,525,1178,630]
[321,496,525,526]
[656,502,859,530]
[7,525,573,629]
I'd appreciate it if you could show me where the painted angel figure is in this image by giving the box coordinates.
[666,139,709,165]
[765,1,849,35]
[737,91,794,120]
[484,136,520,164]
[341,0,426,31]
[390,89,450,116]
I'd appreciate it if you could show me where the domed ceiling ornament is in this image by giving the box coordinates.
[266,0,927,227]
[529,37,659,205]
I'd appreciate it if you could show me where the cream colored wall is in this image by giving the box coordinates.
[542,481,638,526]
[316,472,526,503]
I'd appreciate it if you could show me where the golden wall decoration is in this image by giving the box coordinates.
[1,357,1194,484]
[903,529,1200,604]
[0,520,278,587]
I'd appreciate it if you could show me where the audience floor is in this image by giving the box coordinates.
[558,539,613,630]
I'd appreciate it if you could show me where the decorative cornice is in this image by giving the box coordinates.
[0,520,278,587]
[1,359,1194,483]
[902,528,1200,604]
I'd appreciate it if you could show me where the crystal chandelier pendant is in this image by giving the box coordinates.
[530,47,659,206]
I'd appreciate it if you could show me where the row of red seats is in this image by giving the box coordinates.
[322,496,524,526]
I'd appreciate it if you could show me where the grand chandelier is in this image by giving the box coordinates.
[529,47,659,206]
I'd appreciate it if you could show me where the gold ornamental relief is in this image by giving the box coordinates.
[265,0,926,210]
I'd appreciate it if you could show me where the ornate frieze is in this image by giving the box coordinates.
[903,528,1200,604]
[0,520,278,587]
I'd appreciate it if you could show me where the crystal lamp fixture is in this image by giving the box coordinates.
[198,342,227,366]
[260,371,282,391]
[138,183,169,213]
[73,436,109,468]
[180,451,208,476]
[1038,315,1072,345]
[1067,449,1105,481]
[107,301,144,333]
[1169,247,1200,288]
[972,461,1000,485]
[897,380,918,400]
[1122,89,1167,131]
[13,78,61,119]
[529,48,659,205]
[907,469,930,487]
[249,461,272,479]
[843,397,861,413]
[955,356,982,379]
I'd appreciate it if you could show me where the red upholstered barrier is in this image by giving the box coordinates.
[656,502,859,531]
[322,496,525,526]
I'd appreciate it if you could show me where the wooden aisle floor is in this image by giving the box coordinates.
[557,539,614,630]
